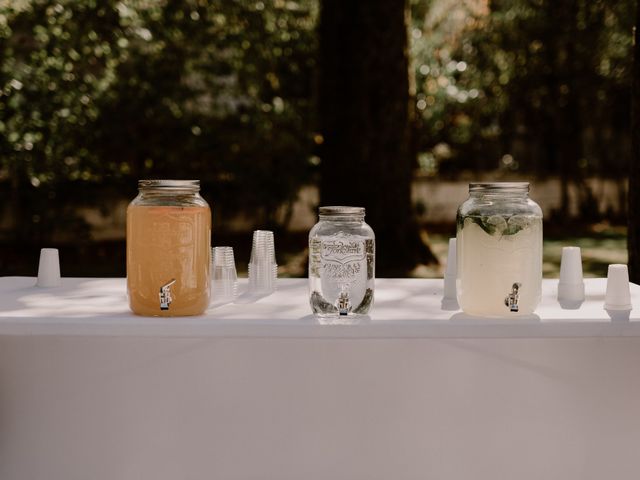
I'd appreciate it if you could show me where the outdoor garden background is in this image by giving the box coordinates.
[0,0,637,279]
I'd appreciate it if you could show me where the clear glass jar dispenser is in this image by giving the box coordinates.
[127,180,211,316]
[456,182,542,317]
[309,206,375,317]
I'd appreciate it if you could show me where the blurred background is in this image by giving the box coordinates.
[0,0,634,278]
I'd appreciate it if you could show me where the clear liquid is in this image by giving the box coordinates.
[309,234,374,317]
[127,205,211,316]
[457,216,542,316]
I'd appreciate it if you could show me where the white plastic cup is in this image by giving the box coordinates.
[604,264,632,311]
[444,238,456,294]
[36,248,61,288]
[442,238,459,309]
[558,246,585,303]
[211,246,238,302]
[444,238,456,279]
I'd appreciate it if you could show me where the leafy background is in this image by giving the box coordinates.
[0,0,633,275]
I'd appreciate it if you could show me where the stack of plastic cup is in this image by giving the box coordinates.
[442,238,459,310]
[557,246,585,308]
[604,264,632,320]
[36,248,61,288]
[211,246,238,303]
[248,230,277,294]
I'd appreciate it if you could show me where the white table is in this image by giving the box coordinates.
[1,277,639,480]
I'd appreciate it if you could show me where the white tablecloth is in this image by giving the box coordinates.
[0,277,638,337]
[1,277,639,480]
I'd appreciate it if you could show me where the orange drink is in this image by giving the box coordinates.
[126,180,211,316]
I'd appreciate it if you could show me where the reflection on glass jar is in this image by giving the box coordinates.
[309,206,375,319]
[127,180,211,316]
[456,182,543,317]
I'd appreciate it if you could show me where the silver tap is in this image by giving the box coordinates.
[336,285,351,316]
[159,279,176,310]
[504,283,521,312]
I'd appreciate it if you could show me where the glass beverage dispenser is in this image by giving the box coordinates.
[127,180,211,316]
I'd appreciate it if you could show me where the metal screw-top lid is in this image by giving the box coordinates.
[469,182,529,193]
[319,206,365,216]
[138,179,200,191]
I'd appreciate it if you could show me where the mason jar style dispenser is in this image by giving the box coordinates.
[456,182,543,317]
[127,180,211,316]
[308,206,375,317]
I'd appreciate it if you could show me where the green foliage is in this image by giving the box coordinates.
[0,0,318,241]
[1,1,126,184]
[411,0,635,178]
[0,0,634,243]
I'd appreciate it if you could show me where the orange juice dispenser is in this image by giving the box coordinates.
[127,180,211,316]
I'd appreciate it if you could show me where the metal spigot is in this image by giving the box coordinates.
[159,279,176,310]
[504,283,521,312]
[336,285,351,316]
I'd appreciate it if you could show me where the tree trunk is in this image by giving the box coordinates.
[318,0,436,274]
[629,0,640,282]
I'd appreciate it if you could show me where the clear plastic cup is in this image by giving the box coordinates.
[211,246,238,303]
[248,230,277,294]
